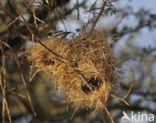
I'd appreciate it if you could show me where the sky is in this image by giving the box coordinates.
[56,0,156,49]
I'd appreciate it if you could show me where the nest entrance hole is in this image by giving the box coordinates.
[81,77,103,94]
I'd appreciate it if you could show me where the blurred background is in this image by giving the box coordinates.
[0,0,156,123]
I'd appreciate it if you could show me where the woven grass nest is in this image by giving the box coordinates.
[27,31,120,112]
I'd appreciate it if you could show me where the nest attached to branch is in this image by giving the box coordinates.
[27,31,119,111]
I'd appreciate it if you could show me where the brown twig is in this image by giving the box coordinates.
[5,99,12,123]
[10,0,34,40]
[0,42,12,123]
[7,13,22,28]
[29,69,41,82]
[110,94,129,106]
[10,91,27,99]
[2,41,37,117]
[76,0,80,20]
[6,88,16,93]
[32,8,45,29]
[90,0,107,33]
[10,0,57,68]
[45,0,49,4]
[32,8,38,29]
[36,39,67,63]
[103,105,114,123]
[123,69,135,99]
[0,0,4,8]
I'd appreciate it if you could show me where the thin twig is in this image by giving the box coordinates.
[29,69,41,82]
[123,69,135,99]
[35,16,45,24]
[70,108,77,120]
[6,88,16,93]
[0,42,12,123]
[103,105,114,123]
[76,0,80,20]
[111,94,129,106]
[0,0,4,8]
[2,41,37,117]
[11,91,27,99]
[5,99,12,123]
[45,0,49,4]
[10,0,34,39]
[7,13,22,28]
[90,0,107,33]
[9,0,63,64]
[32,8,38,29]
[0,44,6,123]
[32,7,45,29]
[36,39,67,63]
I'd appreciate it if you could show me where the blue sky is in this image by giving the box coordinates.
[56,0,156,49]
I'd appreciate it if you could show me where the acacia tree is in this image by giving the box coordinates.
[0,0,156,123]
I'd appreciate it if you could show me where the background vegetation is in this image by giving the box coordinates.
[0,0,156,123]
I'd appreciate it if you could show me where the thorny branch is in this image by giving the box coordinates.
[90,0,107,33]
[1,41,37,117]
[0,42,12,123]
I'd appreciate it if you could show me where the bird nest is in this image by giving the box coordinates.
[27,31,120,112]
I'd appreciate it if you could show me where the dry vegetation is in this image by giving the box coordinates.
[27,31,132,123]
[27,31,118,110]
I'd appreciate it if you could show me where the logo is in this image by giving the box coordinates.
[121,111,155,122]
